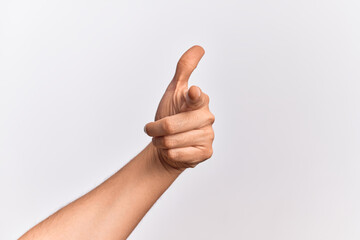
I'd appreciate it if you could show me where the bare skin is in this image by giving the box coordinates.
[19,45,215,240]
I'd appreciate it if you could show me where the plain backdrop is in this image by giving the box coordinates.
[1,0,360,239]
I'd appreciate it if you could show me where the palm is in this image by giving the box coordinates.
[154,46,205,121]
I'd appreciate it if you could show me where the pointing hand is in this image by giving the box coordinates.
[145,46,215,171]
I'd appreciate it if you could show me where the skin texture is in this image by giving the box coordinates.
[146,45,215,170]
[19,45,215,240]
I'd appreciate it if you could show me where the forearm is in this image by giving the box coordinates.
[19,142,183,240]
[19,45,214,240]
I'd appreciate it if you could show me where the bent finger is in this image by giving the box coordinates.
[163,145,213,165]
[152,126,214,149]
[144,109,215,137]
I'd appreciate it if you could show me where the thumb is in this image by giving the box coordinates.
[173,45,205,87]
[185,85,209,110]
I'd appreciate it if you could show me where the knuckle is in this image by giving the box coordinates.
[203,126,214,140]
[208,112,215,125]
[167,149,178,161]
[204,147,213,159]
[162,136,174,148]
[177,58,187,67]
[178,58,194,71]
[162,118,175,134]
[209,128,215,141]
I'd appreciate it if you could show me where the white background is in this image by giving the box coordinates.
[1,0,360,239]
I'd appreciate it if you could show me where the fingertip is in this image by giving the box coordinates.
[192,45,205,56]
[188,85,201,101]
[175,46,206,83]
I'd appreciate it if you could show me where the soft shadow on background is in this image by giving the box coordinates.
[1,1,360,239]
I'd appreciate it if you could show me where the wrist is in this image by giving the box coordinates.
[145,142,185,176]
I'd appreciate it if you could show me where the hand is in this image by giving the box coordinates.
[144,45,215,171]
